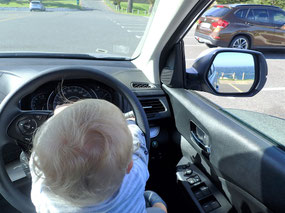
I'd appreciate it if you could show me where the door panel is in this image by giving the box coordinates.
[163,85,285,212]
[269,10,285,47]
[246,9,277,47]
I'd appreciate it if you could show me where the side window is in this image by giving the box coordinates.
[184,1,285,147]
[235,9,248,19]
[246,9,255,21]
[253,9,269,23]
[269,10,285,26]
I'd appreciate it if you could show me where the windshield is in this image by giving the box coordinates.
[1,0,155,59]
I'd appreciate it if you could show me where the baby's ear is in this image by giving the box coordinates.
[126,160,133,174]
[54,104,71,115]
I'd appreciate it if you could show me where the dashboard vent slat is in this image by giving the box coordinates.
[140,99,165,114]
[131,82,155,89]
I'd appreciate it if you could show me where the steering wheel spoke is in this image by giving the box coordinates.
[7,110,53,146]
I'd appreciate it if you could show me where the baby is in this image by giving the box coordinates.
[29,99,166,212]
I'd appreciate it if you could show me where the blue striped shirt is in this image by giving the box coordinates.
[30,122,149,213]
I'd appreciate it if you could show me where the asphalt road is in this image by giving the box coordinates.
[0,0,284,120]
[0,0,147,57]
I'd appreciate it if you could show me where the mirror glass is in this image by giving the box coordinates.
[208,52,255,93]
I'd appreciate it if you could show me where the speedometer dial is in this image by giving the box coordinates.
[31,93,49,110]
[52,86,93,109]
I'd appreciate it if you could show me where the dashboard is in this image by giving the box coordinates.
[20,79,118,111]
[0,58,172,196]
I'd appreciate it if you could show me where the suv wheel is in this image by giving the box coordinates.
[230,36,250,49]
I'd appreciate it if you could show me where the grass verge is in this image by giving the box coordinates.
[104,0,150,16]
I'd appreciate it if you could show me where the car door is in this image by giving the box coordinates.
[162,46,285,213]
[246,8,278,48]
[159,6,285,213]
[268,9,285,47]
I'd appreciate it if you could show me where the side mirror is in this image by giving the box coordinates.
[186,48,267,96]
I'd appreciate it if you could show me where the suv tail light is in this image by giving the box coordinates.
[211,19,229,29]
[197,19,202,24]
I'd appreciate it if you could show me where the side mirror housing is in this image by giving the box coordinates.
[185,48,267,97]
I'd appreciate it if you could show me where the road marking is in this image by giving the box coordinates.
[228,83,243,93]
[127,30,144,33]
[136,35,142,39]
[119,23,146,26]
[262,87,285,91]
[0,16,28,23]
[122,26,145,29]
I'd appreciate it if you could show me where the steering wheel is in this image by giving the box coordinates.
[0,67,150,212]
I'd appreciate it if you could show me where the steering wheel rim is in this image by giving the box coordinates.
[0,66,150,212]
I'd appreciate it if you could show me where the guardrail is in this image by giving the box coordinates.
[219,72,254,80]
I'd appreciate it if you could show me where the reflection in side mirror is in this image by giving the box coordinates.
[208,52,255,93]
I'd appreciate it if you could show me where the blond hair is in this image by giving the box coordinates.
[31,99,133,206]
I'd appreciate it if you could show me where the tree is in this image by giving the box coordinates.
[216,0,285,8]
[216,0,249,4]
[113,0,121,10]
[148,0,155,14]
[127,0,133,13]
[252,0,285,8]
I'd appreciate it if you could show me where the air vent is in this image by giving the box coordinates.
[131,82,155,89]
[140,99,165,116]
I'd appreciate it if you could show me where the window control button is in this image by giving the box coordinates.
[210,201,220,210]
[187,175,201,185]
[194,190,204,199]
[193,175,200,183]
[194,175,200,180]
[184,169,193,176]
[188,177,196,185]
[200,186,211,196]
[203,203,213,212]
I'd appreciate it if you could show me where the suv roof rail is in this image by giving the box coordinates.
[228,4,282,10]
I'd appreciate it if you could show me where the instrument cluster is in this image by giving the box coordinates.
[21,80,114,110]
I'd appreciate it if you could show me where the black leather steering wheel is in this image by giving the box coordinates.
[0,66,150,212]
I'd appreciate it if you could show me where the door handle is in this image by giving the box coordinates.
[191,131,211,154]
[190,121,211,155]
[245,22,253,26]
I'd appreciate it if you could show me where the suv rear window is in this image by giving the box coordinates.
[203,6,230,17]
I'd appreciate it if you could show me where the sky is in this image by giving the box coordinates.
[213,52,255,68]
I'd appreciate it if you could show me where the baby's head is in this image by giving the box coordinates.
[31,99,133,206]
